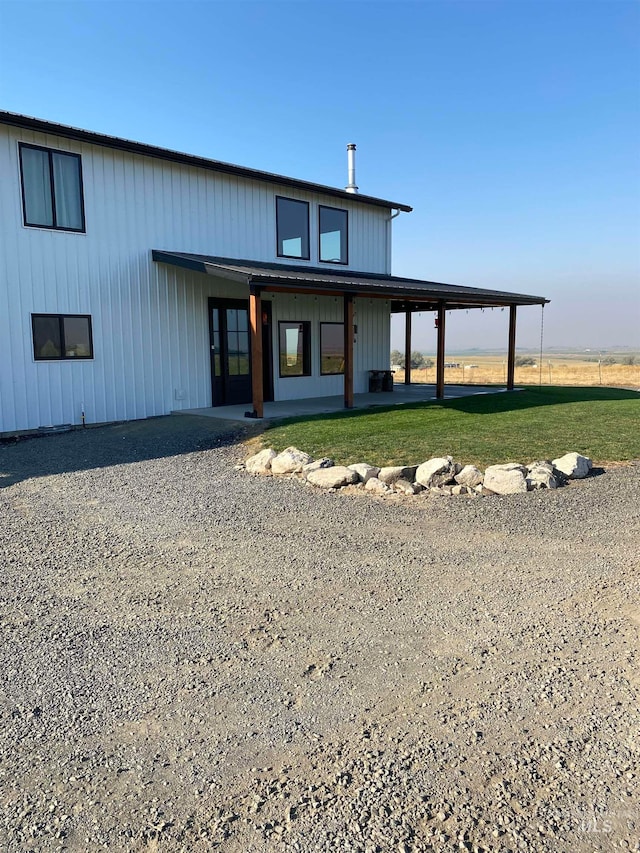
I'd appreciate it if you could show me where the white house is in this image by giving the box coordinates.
[0,112,547,435]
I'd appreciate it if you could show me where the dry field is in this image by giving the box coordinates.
[394,354,640,388]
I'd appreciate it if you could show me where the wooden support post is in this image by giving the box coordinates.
[404,308,412,385]
[344,294,354,409]
[436,302,446,399]
[249,288,264,418]
[507,304,517,390]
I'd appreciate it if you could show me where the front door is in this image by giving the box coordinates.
[209,299,252,406]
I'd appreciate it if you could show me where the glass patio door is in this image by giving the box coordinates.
[209,299,252,406]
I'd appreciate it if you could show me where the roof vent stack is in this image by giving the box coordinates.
[345,143,358,193]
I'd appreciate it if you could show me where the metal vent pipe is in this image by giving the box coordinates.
[345,143,358,193]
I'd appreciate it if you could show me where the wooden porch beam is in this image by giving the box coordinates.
[404,309,412,385]
[249,287,264,418]
[507,304,517,390]
[344,294,354,409]
[436,302,446,399]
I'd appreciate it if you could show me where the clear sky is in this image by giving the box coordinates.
[1,0,638,352]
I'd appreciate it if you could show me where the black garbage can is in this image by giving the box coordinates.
[381,370,394,392]
[368,370,383,392]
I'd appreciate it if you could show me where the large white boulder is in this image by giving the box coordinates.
[454,464,484,488]
[415,456,455,488]
[552,452,592,480]
[526,461,559,490]
[347,463,380,483]
[271,446,314,474]
[378,465,418,485]
[483,463,528,495]
[245,448,277,474]
[306,466,359,489]
[364,477,391,495]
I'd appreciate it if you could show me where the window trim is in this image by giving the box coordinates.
[318,204,348,265]
[31,313,94,361]
[19,142,86,233]
[275,196,310,261]
[319,322,345,375]
[278,320,311,378]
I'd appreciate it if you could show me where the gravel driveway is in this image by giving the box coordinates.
[1,416,638,852]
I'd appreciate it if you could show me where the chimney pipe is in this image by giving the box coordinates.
[346,143,358,193]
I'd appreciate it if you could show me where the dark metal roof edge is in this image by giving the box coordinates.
[152,251,549,307]
[251,277,547,306]
[248,273,547,306]
[1,111,412,213]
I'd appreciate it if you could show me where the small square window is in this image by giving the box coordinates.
[279,321,311,377]
[320,323,345,375]
[19,143,85,232]
[276,197,310,260]
[319,206,348,264]
[32,314,93,360]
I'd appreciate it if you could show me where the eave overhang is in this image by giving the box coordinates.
[152,250,549,309]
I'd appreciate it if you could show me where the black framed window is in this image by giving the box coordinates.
[32,314,93,360]
[19,143,85,232]
[276,197,309,260]
[319,205,348,264]
[320,323,345,375]
[279,321,311,377]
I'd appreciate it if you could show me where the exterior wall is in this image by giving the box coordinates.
[0,123,393,433]
[268,294,391,400]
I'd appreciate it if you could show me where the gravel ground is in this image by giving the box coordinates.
[1,415,639,853]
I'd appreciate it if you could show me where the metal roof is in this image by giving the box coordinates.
[0,111,412,213]
[152,251,549,309]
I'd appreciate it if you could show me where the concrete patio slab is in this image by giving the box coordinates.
[176,384,517,423]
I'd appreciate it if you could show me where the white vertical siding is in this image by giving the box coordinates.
[270,294,390,400]
[0,124,393,432]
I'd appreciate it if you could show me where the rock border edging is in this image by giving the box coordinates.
[241,448,594,497]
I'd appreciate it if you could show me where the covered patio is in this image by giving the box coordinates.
[153,251,549,418]
[177,383,517,423]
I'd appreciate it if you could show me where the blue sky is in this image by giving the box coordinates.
[1,0,638,351]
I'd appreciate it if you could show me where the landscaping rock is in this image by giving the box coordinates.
[245,448,277,474]
[451,484,471,496]
[415,456,456,488]
[552,452,592,480]
[483,463,528,495]
[378,465,418,485]
[347,463,380,484]
[393,478,421,495]
[454,465,484,488]
[306,466,359,489]
[303,457,334,474]
[430,485,454,496]
[364,477,391,495]
[271,446,314,475]
[526,461,559,490]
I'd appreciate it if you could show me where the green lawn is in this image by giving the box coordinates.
[264,386,640,468]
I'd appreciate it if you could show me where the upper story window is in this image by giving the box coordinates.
[319,205,348,264]
[32,314,93,360]
[19,143,85,232]
[276,196,309,260]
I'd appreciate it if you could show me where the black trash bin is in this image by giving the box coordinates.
[368,370,383,392]
[381,370,394,392]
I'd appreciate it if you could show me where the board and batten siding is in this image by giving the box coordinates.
[269,294,391,400]
[0,124,393,433]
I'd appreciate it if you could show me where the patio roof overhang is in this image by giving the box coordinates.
[152,250,549,418]
[151,250,549,309]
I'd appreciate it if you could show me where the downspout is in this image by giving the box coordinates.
[385,208,401,275]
